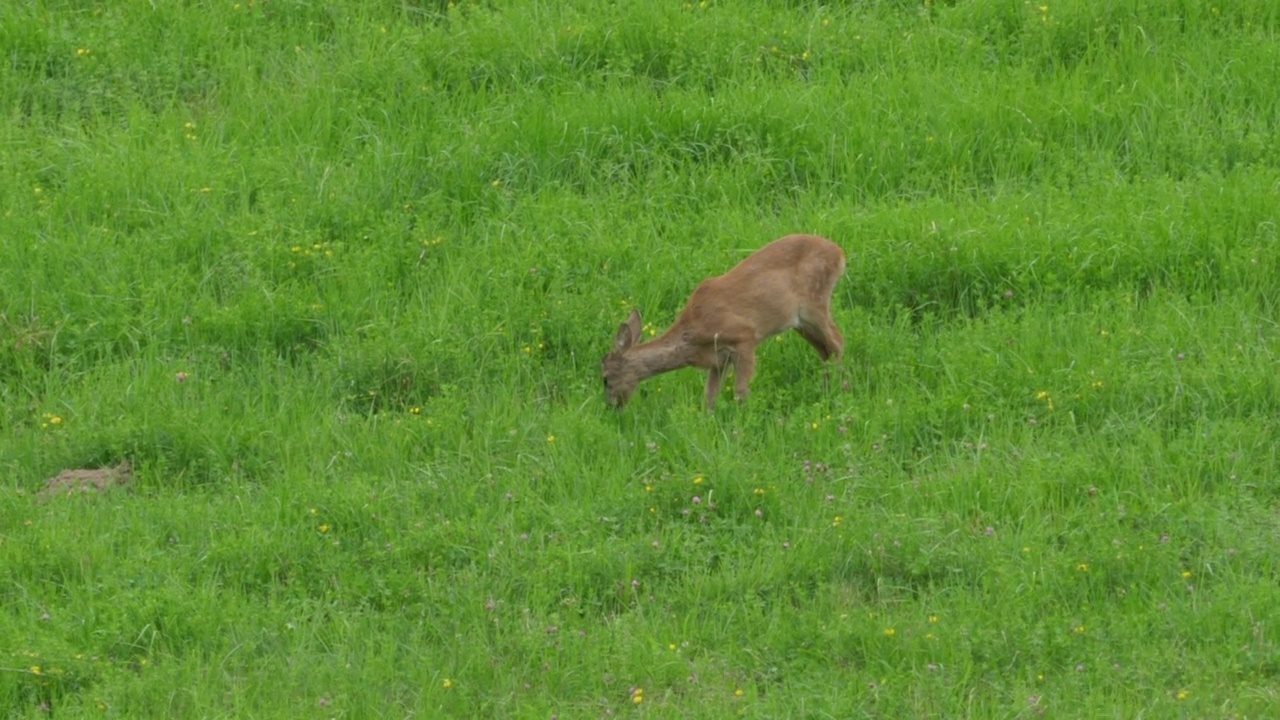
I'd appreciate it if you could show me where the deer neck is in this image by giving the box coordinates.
[627,331,696,379]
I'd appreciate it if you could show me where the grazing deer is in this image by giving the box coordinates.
[601,234,845,410]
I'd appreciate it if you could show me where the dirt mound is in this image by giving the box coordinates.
[38,461,133,500]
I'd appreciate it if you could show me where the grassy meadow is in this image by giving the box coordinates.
[4,0,1280,716]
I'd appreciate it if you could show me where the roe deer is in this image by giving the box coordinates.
[601,234,845,410]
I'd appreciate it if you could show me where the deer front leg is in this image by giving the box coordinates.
[704,364,725,411]
[733,345,757,404]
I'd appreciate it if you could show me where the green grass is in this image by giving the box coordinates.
[4,0,1280,716]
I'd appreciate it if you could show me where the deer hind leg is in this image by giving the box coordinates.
[797,314,845,393]
[797,287,840,348]
[797,318,844,361]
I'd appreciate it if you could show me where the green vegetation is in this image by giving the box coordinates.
[3,0,1279,716]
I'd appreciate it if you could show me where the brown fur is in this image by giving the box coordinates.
[601,234,845,410]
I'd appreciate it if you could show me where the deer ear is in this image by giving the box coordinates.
[614,310,641,351]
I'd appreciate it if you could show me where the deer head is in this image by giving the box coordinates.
[601,309,644,408]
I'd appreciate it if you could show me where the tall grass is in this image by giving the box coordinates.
[3,0,1280,716]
